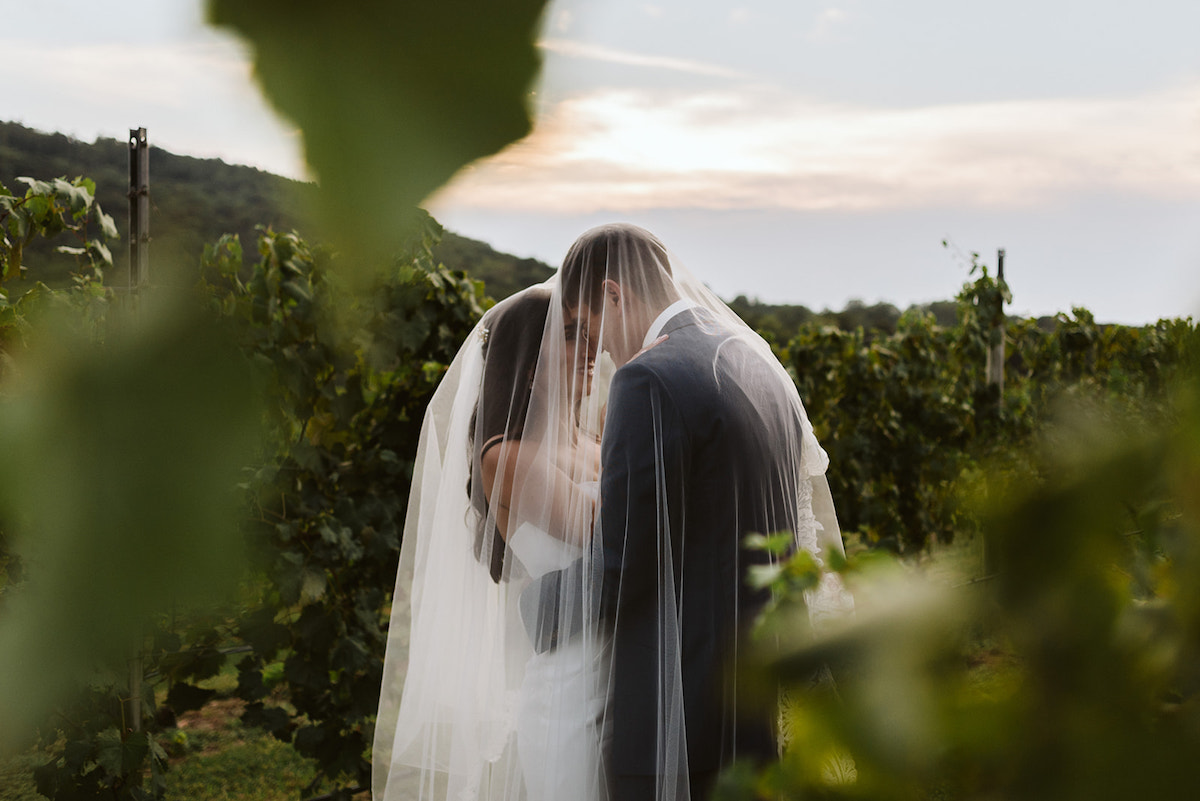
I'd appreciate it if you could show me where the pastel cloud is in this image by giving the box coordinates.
[429,82,1200,214]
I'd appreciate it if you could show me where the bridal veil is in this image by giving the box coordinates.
[373,224,851,801]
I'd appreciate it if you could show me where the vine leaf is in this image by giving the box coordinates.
[165,682,218,715]
[95,729,150,776]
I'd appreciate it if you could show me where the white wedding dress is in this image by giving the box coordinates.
[506,482,610,801]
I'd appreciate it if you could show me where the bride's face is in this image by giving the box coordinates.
[563,316,595,402]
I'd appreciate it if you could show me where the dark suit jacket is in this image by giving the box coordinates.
[597,308,808,776]
[521,308,811,777]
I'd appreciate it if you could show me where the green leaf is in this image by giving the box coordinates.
[88,238,113,267]
[95,728,149,776]
[301,568,328,602]
[165,682,217,714]
[9,206,31,241]
[242,702,292,738]
[16,176,53,196]
[743,533,771,551]
[7,242,21,279]
[747,563,784,590]
[281,277,313,304]
[236,658,268,703]
[743,531,794,556]
[208,234,244,276]
[97,206,119,240]
[63,739,91,771]
[53,177,93,217]
[148,738,169,795]
[239,609,291,659]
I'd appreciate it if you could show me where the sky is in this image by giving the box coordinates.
[4,0,1199,323]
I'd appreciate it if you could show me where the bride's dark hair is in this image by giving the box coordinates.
[469,287,553,582]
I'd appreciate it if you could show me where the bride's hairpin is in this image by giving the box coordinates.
[479,326,490,346]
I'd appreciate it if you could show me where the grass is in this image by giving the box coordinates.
[0,751,42,801]
[0,654,327,801]
[163,700,318,801]
[0,701,324,801]
[159,655,334,801]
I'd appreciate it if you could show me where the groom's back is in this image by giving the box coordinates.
[602,310,804,776]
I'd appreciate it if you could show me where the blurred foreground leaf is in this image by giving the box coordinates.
[207,0,548,276]
[0,295,263,752]
[736,384,1200,801]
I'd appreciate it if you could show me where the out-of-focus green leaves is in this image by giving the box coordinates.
[0,296,263,753]
[206,0,548,276]
[732,379,1200,801]
[0,181,131,753]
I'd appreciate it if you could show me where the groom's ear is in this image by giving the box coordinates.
[601,278,623,310]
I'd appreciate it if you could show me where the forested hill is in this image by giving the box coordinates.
[0,120,553,296]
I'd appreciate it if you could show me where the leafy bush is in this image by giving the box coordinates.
[726,372,1200,801]
[189,216,485,795]
[782,263,1198,554]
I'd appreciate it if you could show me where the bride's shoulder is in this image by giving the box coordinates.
[479,434,523,484]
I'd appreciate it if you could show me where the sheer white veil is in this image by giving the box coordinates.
[373,224,851,801]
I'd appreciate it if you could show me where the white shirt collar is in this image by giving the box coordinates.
[643,299,698,349]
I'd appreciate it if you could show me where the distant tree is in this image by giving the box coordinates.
[728,295,818,342]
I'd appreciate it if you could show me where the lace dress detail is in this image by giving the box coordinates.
[793,471,821,557]
[797,428,855,631]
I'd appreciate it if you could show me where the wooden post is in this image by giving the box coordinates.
[126,127,149,733]
[985,248,1006,394]
[128,656,142,733]
[982,248,1006,579]
[128,128,149,290]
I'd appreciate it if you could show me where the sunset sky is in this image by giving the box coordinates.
[5,0,1199,323]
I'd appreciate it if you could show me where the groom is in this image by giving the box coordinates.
[530,223,820,800]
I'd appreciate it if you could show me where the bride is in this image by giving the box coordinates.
[471,287,611,801]
[373,283,611,801]
[373,225,852,801]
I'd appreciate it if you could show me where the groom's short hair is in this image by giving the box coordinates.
[560,223,674,312]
